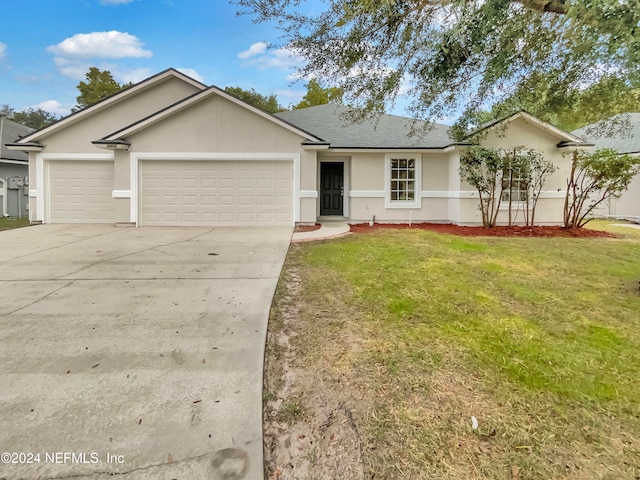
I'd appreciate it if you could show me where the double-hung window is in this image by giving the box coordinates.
[501,167,528,202]
[385,154,421,208]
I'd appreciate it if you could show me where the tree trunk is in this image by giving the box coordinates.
[563,151,578,228]
[508,167,513,226]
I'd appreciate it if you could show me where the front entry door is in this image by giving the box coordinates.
[320,162,344,216]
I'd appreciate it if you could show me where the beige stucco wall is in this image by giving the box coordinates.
[38,78,201,154]
[127,95,307,154]
[479,117,571,192]
[456,197,566,225]
[343,118,572,225]
[113,150,130,190]
[348,152,451,192]
[453,117,572,225]
[422,153,450,191]
[350,153,385,190]
[349,198,451,223]
[299,198,317,224]
[346,151,453,223]
[613,169,640,217]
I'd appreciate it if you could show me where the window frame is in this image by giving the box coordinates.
[500,166,528,204]
[384,154,422,209]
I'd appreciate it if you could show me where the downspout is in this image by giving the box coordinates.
[0,178,8,217]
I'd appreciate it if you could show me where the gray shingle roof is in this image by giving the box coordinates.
[1,118,33,161]
[572,113,640,154]
[274,104,455,148]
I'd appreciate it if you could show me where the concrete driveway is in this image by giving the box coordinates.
[0,224,292,480]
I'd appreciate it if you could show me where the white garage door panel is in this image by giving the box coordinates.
[48,161,114,223]
[139,160,293,226]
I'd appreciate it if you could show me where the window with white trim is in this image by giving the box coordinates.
[385,154,421,208]
[501,167,528,202]
[390,158,416,201]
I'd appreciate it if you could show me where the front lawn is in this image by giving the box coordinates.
[264,221,640,479]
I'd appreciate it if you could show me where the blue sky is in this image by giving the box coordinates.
[0,0,322,117]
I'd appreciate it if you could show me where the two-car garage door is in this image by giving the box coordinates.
[139,160,293,226]
[46,159,293,226]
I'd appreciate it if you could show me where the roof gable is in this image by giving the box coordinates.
[98,86,323,143]
[15,68,207,144]
[468,111,588,145]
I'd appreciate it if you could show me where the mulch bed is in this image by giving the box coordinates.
[294,223,322,233]
[349,223,615,238]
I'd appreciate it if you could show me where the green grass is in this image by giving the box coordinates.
[278,220,640,478]
[277,398,307,426]
[0,217,29,231]
[303,223,640,406]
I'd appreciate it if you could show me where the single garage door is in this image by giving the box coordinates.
[48,160,114,223]
[139,160,293,226]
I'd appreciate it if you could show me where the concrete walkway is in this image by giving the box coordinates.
[611,223,640,229]
[291,221,351,242]
[0,224,291,480]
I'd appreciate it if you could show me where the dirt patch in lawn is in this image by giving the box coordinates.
[263,260,366,480]
[350,222,615,238]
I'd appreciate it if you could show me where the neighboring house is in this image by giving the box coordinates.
[572,113,640,219]
[0,117,31,217]
[6,69,590,227]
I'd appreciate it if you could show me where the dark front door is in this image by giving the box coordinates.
[320,162,344,216]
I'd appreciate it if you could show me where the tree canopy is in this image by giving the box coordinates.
[0,104,58,130]
[224,86,286,113]
[293,79,343,109]
[471,74,640,136]
[236,0,640,135]
[74,67,132,112]
[13,107,58,130]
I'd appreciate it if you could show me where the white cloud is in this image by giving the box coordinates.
[47,31,152,80]
[52,57,91,80]
[112,66,152,84]
[0,42,7,60]
[47,31,152,59]
[257,47,302,69]
[238,42,268,60]
[29,100,73,116]
[177,68,204,83]
[239,43,303,71]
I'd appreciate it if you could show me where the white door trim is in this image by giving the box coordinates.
[36,153,114,223]
[131,152,300,226]
[317,156,350,218]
